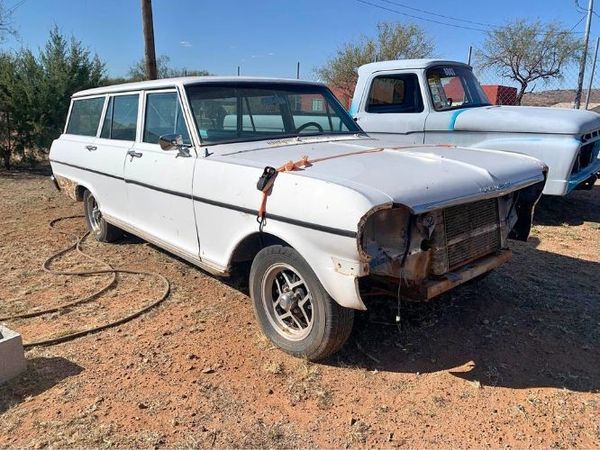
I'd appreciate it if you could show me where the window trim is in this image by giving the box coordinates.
[140,88,192,146]
[98,92,141,142]
[365,73,424,114]
[64,94,107,137]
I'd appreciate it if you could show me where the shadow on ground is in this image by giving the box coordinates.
[331,243,600,392]
[535,184,600,225]
[0,357,83,414]
[0,165,52,180]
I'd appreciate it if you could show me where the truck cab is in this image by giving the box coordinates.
[351,59,600,196]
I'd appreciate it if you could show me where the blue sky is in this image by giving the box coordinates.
[2,0,595,79]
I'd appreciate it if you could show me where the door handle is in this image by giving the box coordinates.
[85,145,97,151]
[127,150,143,159]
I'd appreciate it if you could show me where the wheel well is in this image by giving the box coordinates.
[75,185,87,201]
[229,232,290,268]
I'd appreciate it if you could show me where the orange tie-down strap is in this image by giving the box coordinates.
[256,143,455,224]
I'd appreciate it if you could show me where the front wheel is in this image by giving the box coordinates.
[249,245,354,361]
[83,190,123,242]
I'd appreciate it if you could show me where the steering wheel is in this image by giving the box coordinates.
[296,121,323,133]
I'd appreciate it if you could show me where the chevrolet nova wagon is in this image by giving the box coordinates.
[49,77,547,360]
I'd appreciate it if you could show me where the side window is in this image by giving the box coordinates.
[366,74,423,114]
[143,92,191,145]
[66,97,105,136]
[100,94,139,141]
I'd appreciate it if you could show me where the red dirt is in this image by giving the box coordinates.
[0,167,599,448]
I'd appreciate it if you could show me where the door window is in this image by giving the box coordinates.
[143,92,191,145]
[66,97,105,136]
[100,94,139,141]
[366,74,423,114]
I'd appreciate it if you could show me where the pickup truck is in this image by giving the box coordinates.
[49,77,546,360]
[350,59,600,196]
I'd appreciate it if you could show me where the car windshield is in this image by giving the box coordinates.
[185,82,362,145]
[426,65,491,111]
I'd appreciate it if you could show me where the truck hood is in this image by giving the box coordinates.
[220,137,546,213]
[449,105,600,135]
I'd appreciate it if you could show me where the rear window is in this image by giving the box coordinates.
[66,97,105,136]
[366,74,423,113]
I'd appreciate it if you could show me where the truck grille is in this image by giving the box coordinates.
[432,198,501,274]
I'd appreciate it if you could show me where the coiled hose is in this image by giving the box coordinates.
[0,215,170,348]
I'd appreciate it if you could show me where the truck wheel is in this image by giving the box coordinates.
[83,190,122,243]
[250,245,354,361]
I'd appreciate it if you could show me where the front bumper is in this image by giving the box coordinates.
[567,153,600,193]
[414,249,512,300]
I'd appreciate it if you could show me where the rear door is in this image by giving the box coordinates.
[123,89,199,258]
[94,92,140,221]
[353,72,427,144]
[52,95,128,221]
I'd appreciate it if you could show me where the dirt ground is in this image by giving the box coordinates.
[0,166,599,449]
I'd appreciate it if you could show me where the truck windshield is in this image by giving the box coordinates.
[185,82,362,145]
[426,65,491,111]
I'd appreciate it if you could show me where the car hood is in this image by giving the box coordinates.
[219,137,546,213]
[449,105,600,135]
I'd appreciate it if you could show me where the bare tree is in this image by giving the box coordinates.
[477,20,582,105]
[316,22,434,99]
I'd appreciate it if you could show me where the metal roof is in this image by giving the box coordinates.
[73,76,325,98]
[357,59,471,76]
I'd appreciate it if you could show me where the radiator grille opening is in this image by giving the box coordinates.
[443,198,501,270]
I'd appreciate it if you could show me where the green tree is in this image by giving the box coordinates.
[0,26,105,168]
[316,22,435,99]
[476,20,583,105]
[127,54,210,81]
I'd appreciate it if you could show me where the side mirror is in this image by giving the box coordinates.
[159,134,183,151]
[159,134,191,158]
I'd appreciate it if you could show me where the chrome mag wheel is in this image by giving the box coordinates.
[261,263,314,341]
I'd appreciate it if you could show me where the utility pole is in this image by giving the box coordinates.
[574,0,594,109]
[467,46,473,66]
[296,62,300,79]
[141,0,158,80]
[585,36,600,109]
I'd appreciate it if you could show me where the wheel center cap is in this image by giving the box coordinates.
[279,291,296,312]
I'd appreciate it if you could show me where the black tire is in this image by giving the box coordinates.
[83,190,122,243]
[249,245,354,361]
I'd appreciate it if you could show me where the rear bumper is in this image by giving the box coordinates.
[415,249,512,300]
[49,175,60,191]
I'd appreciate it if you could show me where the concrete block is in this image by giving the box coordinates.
[0,325,26,384]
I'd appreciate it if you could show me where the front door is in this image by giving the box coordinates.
[123,89,199,259]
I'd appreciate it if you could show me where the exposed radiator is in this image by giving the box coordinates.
[432,198,501,274]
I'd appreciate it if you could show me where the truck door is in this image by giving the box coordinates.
[353,72,427,144]
[123,89,199,259]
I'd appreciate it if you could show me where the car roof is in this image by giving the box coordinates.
[72,76,326,98]
[357,59,471,76]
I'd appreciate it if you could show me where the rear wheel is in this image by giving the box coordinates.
[250,245,354,361]
[83,190,123,242]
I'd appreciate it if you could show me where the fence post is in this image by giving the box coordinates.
[585,37,600,109]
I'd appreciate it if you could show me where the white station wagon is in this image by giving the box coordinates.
[50,77,547,360]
